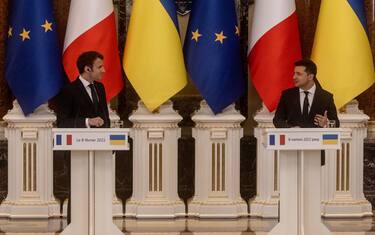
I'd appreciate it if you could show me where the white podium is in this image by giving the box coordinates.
[52,128,130,235]
[265,128,343,235]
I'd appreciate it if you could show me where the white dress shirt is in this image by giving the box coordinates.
[78,76,95,128]
[299,84,316,114]
[78,76,94,101]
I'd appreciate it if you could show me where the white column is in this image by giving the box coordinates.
[108,105,123,217]
[125,101,184,218]
[0,101,59,218]
[188,101,247,218]
[321,100,373,217]
[249,105,279,218]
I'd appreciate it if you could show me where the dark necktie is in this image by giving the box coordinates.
[302,91,309,119]
[89,83,99,114]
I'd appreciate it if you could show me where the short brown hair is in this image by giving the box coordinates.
[76,51,104,74]
[294,59,317,78]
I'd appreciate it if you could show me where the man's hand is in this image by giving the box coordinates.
[314,110,328,127]
[88,117,104,127]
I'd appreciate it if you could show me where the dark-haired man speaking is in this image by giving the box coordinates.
[273,59,340,128]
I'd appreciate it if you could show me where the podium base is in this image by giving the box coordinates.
[59,150,121,235]
[269,222,330,235]
[270,150,331,235]
[61,222,121,235]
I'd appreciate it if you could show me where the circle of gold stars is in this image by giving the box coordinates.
[190,25,240,44]
[8,19,54,42]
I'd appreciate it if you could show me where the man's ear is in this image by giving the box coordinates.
[84,66,92,72]
[308,73,314,80]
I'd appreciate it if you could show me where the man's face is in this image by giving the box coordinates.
[88,58,105,82]
[293,66,313,88]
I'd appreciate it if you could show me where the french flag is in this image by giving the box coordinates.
[66,134,72,145]
[248,0,302,112]
[63,0,123,101]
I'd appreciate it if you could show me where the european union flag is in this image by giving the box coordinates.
[6,0,63,115]
[184,0,245,114]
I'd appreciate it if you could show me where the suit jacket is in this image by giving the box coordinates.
[56,78,110,128]
[273,86,340,128]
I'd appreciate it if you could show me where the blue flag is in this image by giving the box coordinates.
[183,0,245,114]
[6,0,63,115]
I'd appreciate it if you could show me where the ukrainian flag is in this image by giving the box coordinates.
[123,0,187,112]
[311,0,375,109]
[110,135,126,145]
[322,134,338,145]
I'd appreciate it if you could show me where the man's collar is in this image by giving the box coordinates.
[299,84,316,95]
[79,76,91,87]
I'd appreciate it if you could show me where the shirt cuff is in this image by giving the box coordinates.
[85,118,90,128]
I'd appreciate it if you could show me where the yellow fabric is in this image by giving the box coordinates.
[323,139,338,145]
[110,140,126,145]
[123,0,187,111]
[311,0,375,108]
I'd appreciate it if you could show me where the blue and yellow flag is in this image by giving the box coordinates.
[6,0,63,115]
[183,0,245,114]
[311,0,375,109]
[123,0,187,112]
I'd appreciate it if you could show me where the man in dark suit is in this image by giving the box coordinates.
[56,51,110,223]
[57,51,110,128]
[273,59,340,128]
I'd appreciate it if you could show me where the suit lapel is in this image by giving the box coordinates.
[75,78,95,108]
[309,86,321,117]
[293,88,302,116]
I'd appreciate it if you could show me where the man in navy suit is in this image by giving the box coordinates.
[56,51,110,223]
[273,59,339,128]
[57,51,110,128]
